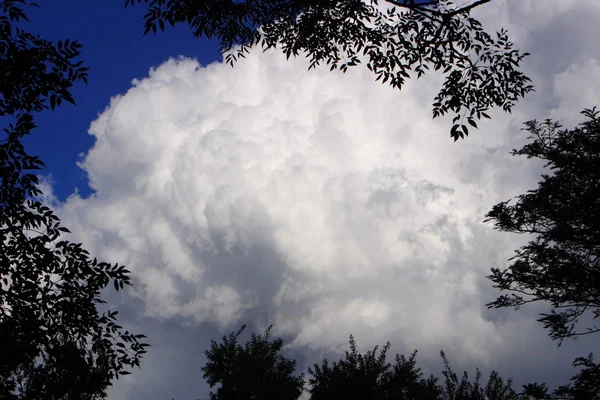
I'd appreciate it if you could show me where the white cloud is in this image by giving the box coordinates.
[65,51,506,352]
[551,59,600,124]
[53,0,600,398]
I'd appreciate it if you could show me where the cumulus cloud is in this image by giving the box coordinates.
[64,52,506,351]
[53,0,600,398]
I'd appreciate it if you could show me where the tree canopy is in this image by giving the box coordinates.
[485,107,600,343]
[201,326,600,400]
[125,0,533,140]
[201,325,305,400]
[0,1,148,398]
[308,336,441,399]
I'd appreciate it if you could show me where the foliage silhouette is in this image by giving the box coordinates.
[125,0,533,140]
[0,1,149,398]
[485,107,600,343]
[308,335,440,399]
[204,328,599,399]
[553,354,600,400]
[202,324,304,400]
[309,336,539,400]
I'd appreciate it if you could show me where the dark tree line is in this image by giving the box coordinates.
[200,325,599,400]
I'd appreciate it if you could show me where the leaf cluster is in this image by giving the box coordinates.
[201,325,305,400]
[439,351,518,400]
[0,2,148,398]
[309,337,525,400]
[0,0,89,116]
[485,107,600,343]
[552,354,600,400]
[125,0,533,140]
[308,336,440,399]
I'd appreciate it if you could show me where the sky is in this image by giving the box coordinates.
[22,0,220,200]
[17,0,600,399]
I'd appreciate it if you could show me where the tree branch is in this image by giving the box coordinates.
[383,0,440,8]
[447,0,491,17]
[382,0,492,18]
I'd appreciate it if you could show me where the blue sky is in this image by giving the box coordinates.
[23,0,221,200]
[12,1,600,399]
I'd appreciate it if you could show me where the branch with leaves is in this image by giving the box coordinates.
[485,107,600,344]
[1,1,149,398]
[125,0,533,140]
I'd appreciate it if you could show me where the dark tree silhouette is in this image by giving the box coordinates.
[309,336,534,400]
[517,355,600,400]
[439,351,522,400]
[308,336,440,399]
[125,0,533,140]
[553,354,600,400]
[202,325,304,400]
[0,1,149,398]
[485,107,600,343]
[200,327,599,399]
